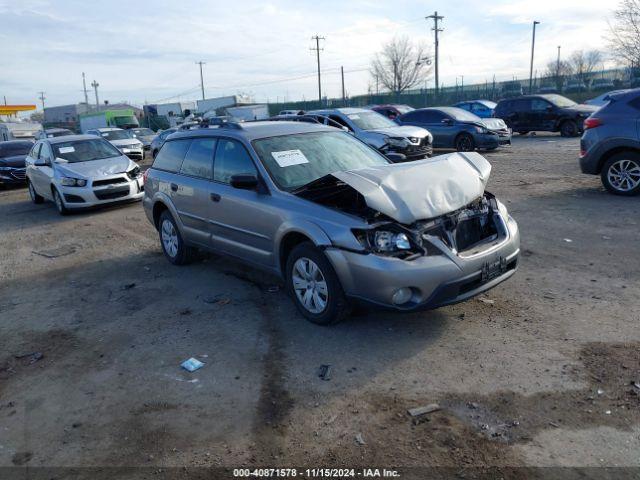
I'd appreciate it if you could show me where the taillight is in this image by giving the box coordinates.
[142,168,149,184]
[584,117,602,130]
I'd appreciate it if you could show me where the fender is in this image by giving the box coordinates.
[150,191,187,236]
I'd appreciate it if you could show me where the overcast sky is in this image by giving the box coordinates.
[0,0,616,110]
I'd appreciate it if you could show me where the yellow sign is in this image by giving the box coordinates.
[0,105,37,116]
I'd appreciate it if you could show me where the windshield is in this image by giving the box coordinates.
[131,128,154,137]
[252,131,389,191]
[346,111,397,130]
[100,130,130,140]
[449,108,483,122]
[545,94,577,108]
[0,142,32,157]
[52,139,122,163]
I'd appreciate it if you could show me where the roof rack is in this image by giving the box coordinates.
[268,114,347,130]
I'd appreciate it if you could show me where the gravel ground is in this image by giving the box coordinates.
[0,135,639,478]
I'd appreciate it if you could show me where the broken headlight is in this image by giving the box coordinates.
[353,228,421,256]
[127,166,141,179]
[384,136,410,148]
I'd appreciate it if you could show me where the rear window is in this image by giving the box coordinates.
[180,138,216,179]
[0,142,32,157]
[152,139,191,173]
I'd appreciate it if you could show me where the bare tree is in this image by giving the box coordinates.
[370,36,432,94]
[568,50,603,80]
[607,0,640,67]
[544,60,572,78]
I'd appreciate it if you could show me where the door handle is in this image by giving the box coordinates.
[210,193,221,202]
[170,183,178,192]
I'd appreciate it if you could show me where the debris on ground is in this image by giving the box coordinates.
[121,283,136,290]
[181,358,205,372]
[14,352,43,364]
[549,422,560,428]
[203,295,231,306]
[467,401,479,409]
[216,298,231,306]
[267,285,280,293]
[318,364,332,381]
[32,244,79,259]
[563,238,573,243]
[355,433,366,445]
[179,308,192,316]
[407,403,440,418]
[477,297,495,306]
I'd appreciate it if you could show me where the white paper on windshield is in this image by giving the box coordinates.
[101,133,108,136]
[59,146,75,153]
[348,114,360,120]
[271,149,309,167]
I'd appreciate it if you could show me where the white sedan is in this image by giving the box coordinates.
[25,134,144,215]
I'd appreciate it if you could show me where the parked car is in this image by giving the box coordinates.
[278,110,305,116]
[580,89,640,196]
[36,128,74,140]
[501,81,524,98]
[565,79,588,93]
[25,135,144,214]
[591,78,616,91]
[396,107,511,151]
[0,140,32,186]
[494,94,598,137]
[585,89,631,107]
[453,100,496,119]
[86,127,144,160]
[538,83,560,94]
[128,127,157,150]
[150,128,177,159]
[305,108,432,161]
[143,121,519,324]
[369,104,414,120]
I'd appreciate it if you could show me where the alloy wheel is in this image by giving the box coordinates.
[457,135,473,152]
[292,257,328,314]
[161,219,179,258]
[607,159,640,192]
[54,190,64,212]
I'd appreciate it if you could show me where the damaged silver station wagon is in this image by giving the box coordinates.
[143,121,520,324]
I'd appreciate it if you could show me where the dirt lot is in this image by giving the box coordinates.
[0,135,639,478]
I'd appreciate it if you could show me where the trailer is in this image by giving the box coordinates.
[225,104,270,121]
[79,109,139,133]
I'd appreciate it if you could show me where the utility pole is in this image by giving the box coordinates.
[91,80,100,111]
[37,91,46,110]
[195,61,206,100]
[341,66,346,105]
[310,35,325,104]
[556,45,561,77]
[529,21,540,94]
[82,72,89,105]
[426,11,444,93]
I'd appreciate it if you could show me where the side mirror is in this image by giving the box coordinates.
[230,174,259,190]
[386,152,407,163]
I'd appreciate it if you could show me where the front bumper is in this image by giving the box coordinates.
[0,167,27,185]
[118,146,144,160]
[325,214,520,311]
[59,176,144,209]
[475,132,501,149]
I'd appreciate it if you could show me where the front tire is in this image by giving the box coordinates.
[455,133,475,152]
[601,152,640,196]
[158,210,196,265]
[286,242,349,325]
[560,120,578,137]
[52,188,68,215]
[28,180,44,204]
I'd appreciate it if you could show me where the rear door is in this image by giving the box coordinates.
[207,138,277,268]
[530,98,556,131]
[506,99,531,132]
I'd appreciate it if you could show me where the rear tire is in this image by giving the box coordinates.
[285,242,350,325]
[158,210,196,265]
[455,133,475,152]
[560,120,578,137]
[601,152,640,196]
[28,180,44,204]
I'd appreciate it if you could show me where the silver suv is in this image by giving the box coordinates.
[143,121,520,324]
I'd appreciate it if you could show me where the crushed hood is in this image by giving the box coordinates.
[367,125,431,139]
[55,156,132,178]
[332,152,491,224]
[481,118,508,131]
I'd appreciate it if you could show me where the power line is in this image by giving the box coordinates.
[426,11,444,93]
[310,35,325,103]
[37,91,46,110]
[195,61,206,100]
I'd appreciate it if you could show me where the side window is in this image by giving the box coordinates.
[399,111,418,122]
[514,99,531,111]
[531,99,551,111]
[40,143,53,162]
[30,143,41,158]
[423,110,445,123]
[213,139,257,184]
[179,138,216,179]
[152,139,191,173]
[328,115,351,130]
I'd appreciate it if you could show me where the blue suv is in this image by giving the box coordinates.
[580,89,640,196]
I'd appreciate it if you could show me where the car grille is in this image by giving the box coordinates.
[94,185,130,200]
[10,168,26,180]
[400,138,432,159]
[92,177,128,187]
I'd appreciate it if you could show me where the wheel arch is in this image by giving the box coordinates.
[276,222,333,278]
[598,147,640,174]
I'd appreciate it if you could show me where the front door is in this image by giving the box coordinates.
[33,142,55,199]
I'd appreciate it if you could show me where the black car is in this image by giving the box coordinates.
[580,89,640,196]
[494,94,598,137]
[0,140,32,186]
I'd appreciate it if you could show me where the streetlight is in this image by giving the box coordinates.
[529,20,540,94]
